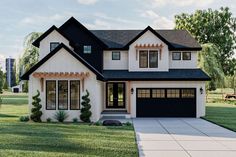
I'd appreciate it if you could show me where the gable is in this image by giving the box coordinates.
[21,43,104,80]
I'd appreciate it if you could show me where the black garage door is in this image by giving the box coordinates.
[136,88,196,117]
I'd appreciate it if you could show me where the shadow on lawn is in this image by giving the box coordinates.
[0,123,137,157]
[0,114,19,118]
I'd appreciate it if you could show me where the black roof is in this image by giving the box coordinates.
[21,43,103,80]
[33,17,201,51]
[91,29,201,50]
[102,69,210,81]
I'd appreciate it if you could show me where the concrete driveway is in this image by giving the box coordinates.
[133,118,236,157]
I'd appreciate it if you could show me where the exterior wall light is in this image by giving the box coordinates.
[200,87,203,94]
[131,88,134,94]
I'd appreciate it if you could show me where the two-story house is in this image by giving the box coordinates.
[21,17,210,122]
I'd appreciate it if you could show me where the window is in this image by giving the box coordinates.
[84,45,91,54]
[58,80,68,110]
[182,52,191,60]
[167,89,180,98]
[50,42,60,52]
[70,81,80,110]
[139,51,148,68]
[172,52,181,60]
[182,89,195,98]
[112,51,120,60]
[137,89,150,98]
[152,89,165,98]
[149,51,158,68]
[46,81,56,110]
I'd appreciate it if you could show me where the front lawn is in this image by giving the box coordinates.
[0,93,138,157]
[204,88,236,131]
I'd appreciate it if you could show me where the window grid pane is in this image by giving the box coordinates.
[152,89,165,98]
[149,51,158,68]
[167,89,180,98]
[182,89,195,98]
[50,42,60,52]
[58,80,68,110]
[84,45,91,54]
[46,81,56,110]
[182,52,191,60]
[70,81,80,110]
[112,51,120,60]
[137,89,150,98]
[139,51,148,68]
[172,52,181,60]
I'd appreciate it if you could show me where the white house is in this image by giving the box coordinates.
[21,17,210,122]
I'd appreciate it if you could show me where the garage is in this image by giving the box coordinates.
[136,88,196,117]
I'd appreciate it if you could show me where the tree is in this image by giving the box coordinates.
[0,68,3,93]
[19,32,42,92]
[175,7,236,75]
[80,90,92,122]
[198,44,225,90]
[30,90,42,122]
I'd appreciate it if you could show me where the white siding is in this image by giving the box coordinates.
[130,81,206,118]
[39,30,71,60]
[129,30,169,72]
[28,48,103,122]
[169,51,198,69]
[103,51,128,70]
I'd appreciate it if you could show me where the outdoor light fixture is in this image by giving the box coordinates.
[200,87,203,94]
[131,88,134,94]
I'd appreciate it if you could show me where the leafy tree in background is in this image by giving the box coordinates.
[198,44,225,91]
[19,32,42,92]
[175,7,236,75]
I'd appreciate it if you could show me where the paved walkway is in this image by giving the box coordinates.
[133,118,236,157]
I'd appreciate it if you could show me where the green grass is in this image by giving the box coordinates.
[0,93,138,157]
[204,88,236,131]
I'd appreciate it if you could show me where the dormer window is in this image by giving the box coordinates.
[112,51,120,60]
[50,42,60,52]
[84,45,91,54]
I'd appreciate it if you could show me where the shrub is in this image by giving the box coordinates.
[124,121,132,126]
[46,118,51,122]
[30,90,42,122]
[73,118,78,123]
[54,110,68,122]
[80,90,92,122]
[19,116,29,122]
[94,121,102,126]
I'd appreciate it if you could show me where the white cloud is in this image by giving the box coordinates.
[148,0,214,7]
[0,54,5,70]
[20,14,67,26]
[77,0,98,5]
[141,10,175,29]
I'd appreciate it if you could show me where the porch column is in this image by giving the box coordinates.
[127,81,131,114]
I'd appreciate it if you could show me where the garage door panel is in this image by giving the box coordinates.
[136,88,196,117]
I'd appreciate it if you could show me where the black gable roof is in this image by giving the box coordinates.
[91,29,201,50]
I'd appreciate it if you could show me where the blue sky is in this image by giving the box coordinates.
[0,0,235,68]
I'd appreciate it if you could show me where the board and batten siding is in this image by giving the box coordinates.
[169,51,198,69]
[103,51,128,70]
[28,48,103,122]
[128,30,169,72]
[39,30,71,60]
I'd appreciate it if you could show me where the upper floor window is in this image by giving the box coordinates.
[172,52,181,60]
[112,51,120,60]
[139,50,158,68]
[50,42,60,52]
[182,52,191,60]
[84,45,91,54]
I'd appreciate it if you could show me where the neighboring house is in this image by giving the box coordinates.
[6,57,16,87]
[21,17,210,122]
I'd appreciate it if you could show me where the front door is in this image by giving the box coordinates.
[106,82,125,108]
